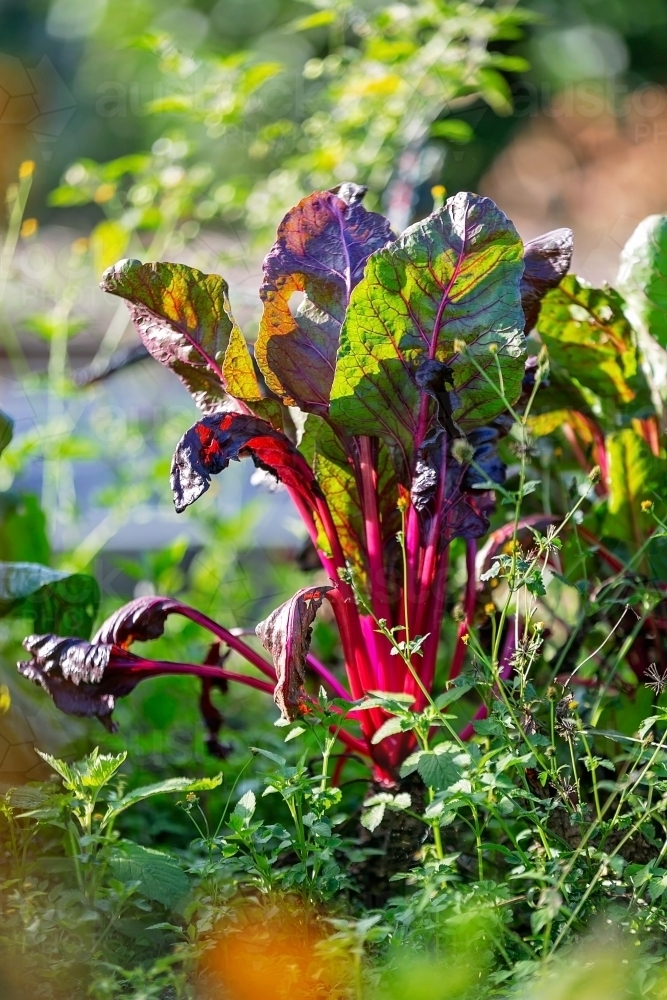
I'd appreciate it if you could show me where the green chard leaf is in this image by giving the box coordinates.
[602,427,664,547]
[536,275,651,415]
[617,214,667,348]
[100,259,281,425]
[329,192,525,465]
[256,184,394,413]
[0,561,99,637]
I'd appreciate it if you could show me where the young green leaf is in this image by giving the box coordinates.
[101,773,223,828]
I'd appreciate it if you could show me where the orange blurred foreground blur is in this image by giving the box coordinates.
[200,900,347,1000]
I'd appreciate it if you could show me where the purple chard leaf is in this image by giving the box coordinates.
[100,259,281,425]
[256,183,394,413]
[520,228,573,333]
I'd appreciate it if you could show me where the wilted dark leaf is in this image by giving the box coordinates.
[520,228,573,333]
[255,585,332,720]
[171,411,323,514]
[256,183,394,412]
[93,595,183,646]
[410,427,505,542]
[18,633,139,729]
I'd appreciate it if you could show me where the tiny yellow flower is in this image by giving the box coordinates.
[503,539,518,555]
[0,684,10,715]
[186,792,197,803]
[453,339,467,354]
[484,602,495,616]
[431,184,446,199]
[641,500,654,512]
[533,621,545,631]
[397,484,410,513]
[19,160,35,179]
[20,218,38,238]
[488,343,498,355]
[461,633,470,645]
[94,183,116,204]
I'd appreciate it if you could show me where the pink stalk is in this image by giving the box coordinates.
[173,605,276,680]
[458,623,516,740]
[359,436,391,625]
[448,539,478,681]
[418,542,451,699]
[127,657,275,695]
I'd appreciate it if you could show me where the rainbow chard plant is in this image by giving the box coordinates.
[18,184,572,784]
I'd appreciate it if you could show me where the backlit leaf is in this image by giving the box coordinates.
[602,428,663,546]
[102,773,222,828]
[537,275,650,411]
[330,192,525,466]
[256,184,394,413]
[617,214,667,348]
[101,259,279,422]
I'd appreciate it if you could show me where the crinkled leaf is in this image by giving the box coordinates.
[255,585,332,720]
[0,562,99,637]
[0,409,12,456]
[94,595,184,646]
[537,275,651,412]
[602,428,663,546]
[330,192,525,467]
[100,259,280,424]
[102,773,222,828]
[617,214,667,349]
[108,842,189,908]
[520,228,573,333]
[257,184,394,412]
[170,411,322,514]
[18,633,141,729]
